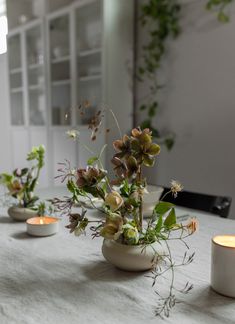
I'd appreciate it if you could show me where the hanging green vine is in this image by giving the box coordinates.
[137,0,234,150]
[207,0,234,22]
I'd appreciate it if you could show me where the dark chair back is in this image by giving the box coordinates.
[160,187,232,218]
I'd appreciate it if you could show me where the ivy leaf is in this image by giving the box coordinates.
[155,214,163,233]
[140,104,146,111]
[140,119,151,129]
[87,156,98,165]
[165,137,175,150]
[164,208,176,229]
[154,201,175,215]
[218,11,229,23]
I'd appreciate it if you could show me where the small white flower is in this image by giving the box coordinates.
[70,168,76,176]
[170,180,183,198]
[66,129,80,140]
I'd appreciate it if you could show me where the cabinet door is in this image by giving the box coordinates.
[26,25,46,126]
[76,0,103,125]
[11,128,30,169]
[8,34,24,126]
[49,13,71,126]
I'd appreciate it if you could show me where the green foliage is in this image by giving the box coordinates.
[164,207,176,228]
[37,201,46,216]
[87,156,99,165]
[35,201,54,216]
[0,145,45,208]
[206,0,234,22]
[154,201,174,215]
[154,214,163,233]
[138,0,181,148]
[0,173,13,184]
[138,0,234,149]
[27,145,45,169]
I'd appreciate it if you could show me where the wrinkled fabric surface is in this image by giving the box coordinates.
[0,187,235,324]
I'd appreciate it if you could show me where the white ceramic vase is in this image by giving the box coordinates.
[102,239,166,272]
[8,206,38,221]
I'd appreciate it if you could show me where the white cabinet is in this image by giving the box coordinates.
[7,0,134,187]
[7,20,49,188]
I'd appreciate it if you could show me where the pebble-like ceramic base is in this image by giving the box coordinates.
[8,206,38,221]
[102,239,166,272]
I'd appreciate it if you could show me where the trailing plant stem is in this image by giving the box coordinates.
[138,167,143,232]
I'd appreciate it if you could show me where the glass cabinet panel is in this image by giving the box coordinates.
[49,14,71,125]
[8,34,24,125]
[26,25,46,126]
[76,1,102,125]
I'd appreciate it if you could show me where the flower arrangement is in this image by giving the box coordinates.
[52,111,197,317]
[0,145,45,208]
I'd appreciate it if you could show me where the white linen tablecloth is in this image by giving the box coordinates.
[0,187,235,324]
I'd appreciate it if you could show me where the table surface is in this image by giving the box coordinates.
[0,187,235,324]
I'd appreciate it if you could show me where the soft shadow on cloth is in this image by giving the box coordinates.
[11,231,54,240]
[80,260,143,282]
[0,216,14,224]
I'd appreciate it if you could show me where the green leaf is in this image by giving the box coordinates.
[0,173,13,184]
[87,156,98,165]
[21,168,29,176]
[29,178,37,192]
[140,104,146,111]
[154,201,175,215]
[218,11,229,23]
[155,214,163,233]
[26,196,39,208]
[140,119,151,130]
[164,208,176,228]
[67,179,77,194]
[165,137,175,151]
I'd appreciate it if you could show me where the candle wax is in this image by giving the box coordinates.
[213,235,235,248]
[27,216,58,225]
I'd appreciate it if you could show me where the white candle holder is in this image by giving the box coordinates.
[211,235,235,297]
[26,216,59,237]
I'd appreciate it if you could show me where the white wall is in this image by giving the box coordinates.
[137,0,235,218]
[0,54,12,172]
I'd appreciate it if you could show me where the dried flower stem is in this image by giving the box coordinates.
[138,167,143,232]
[109,109,122,139]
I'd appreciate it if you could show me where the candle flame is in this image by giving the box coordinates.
[39,218,44,225]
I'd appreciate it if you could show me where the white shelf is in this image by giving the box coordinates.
[10,87,23,93]
[29,84,43,91]
[79,48,101,57]
[10,67,22,74]
[52,79,71,86]
[79,74,101,82]
[51,55,70,64]
[28,63,43,70]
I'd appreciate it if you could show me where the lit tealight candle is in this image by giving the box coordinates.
[26,216,59,237]
[211,235,235,297]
